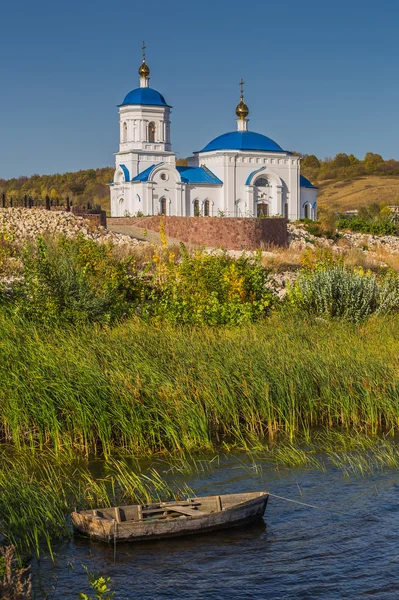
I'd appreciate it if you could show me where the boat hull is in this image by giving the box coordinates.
[72,492,268,543]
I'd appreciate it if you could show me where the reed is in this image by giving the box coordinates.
[0,449,191,557]
[1,311,399,455]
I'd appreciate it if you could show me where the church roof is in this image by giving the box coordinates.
[119,87,170,107]
[199,131,288,154]
[131,164,223,185]
[300,175,318,189]
[131,164,159,182]
[176,166,222,185]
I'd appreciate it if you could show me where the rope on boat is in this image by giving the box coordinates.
[268,493,352,517]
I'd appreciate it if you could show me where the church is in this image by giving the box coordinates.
[110,48,318,220]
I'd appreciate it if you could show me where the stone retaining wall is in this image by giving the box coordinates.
[108,216,288,250]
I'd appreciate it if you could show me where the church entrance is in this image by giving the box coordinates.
[257,203,269,217]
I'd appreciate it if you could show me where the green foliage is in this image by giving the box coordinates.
[3,312,399,458]
[0,167,113,210]
[0,448,190,556]
[11,235,140,325]
[336,215,397,235]
[287,266,380,322]
[300,150,399,183]
[301,154,320,169]
[79,566,115,600]
[288,264,399,322]
[1,234,273,328]
[298,218,337,239]
[150,247,273,326]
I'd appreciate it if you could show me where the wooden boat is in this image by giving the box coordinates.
[71,491,269,543]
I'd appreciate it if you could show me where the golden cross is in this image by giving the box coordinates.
[142,41,146,61]
[239,78,245,98]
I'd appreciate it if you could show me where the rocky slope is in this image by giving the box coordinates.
[0,208,148,248]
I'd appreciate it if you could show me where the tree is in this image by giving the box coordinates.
[364,152,384,172]
[301,154,320,169]
[332,153,351,168]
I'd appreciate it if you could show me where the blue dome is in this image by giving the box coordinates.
[119,87,170,107]
[200,131,286,153]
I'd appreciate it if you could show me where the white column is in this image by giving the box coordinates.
[237,118,249,132]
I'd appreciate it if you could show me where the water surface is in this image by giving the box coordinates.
[33,454,399,599]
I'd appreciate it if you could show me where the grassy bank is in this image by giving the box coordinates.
[1,312,399,455]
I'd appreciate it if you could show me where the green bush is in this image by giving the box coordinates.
[288,266,399,322]
[287,266,379,322]
[12,235,141,325]
[337,216,397,236]
[149,247,274,326]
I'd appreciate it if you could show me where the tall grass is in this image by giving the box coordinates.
[1,312,399,455]
[0,449,191,557]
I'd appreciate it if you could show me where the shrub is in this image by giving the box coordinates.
[13,235,141,325]
[288,265,399,322]
[337,216,397,236]
[298,218,336,239]
[148,247,274,326]
[287,266,379,322]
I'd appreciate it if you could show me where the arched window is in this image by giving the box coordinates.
[254,177,269,187]
[304,204,310,219]
[148,122,156,143]
[204,199,210,217]
[123,122,127,143]
[194,199,200,216]
[160,197,167,215]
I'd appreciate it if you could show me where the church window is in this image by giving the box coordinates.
[148,122,156,142]
[160,173,168,181]
[123,122,127,142]
[194,199,200,216]
[254,177,269,187]
[204,199,210,216]
[160,198,167,215]
[304,204,310,219]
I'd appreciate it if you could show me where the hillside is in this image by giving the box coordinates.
[317,176,399,211]
[2,160,399,216]
[0,167,114,210]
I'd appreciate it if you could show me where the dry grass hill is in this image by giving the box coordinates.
[317,176,399,212]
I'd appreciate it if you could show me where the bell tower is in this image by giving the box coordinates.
[117,43,172,155]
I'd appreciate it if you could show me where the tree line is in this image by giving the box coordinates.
[299,152,399,184]
[0,167,114,209]
[1,152,398,211]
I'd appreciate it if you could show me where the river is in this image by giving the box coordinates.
[31,452,399,599]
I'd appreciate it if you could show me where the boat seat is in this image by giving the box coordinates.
[170,506,205,517]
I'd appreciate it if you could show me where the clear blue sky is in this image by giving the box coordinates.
[1,0,399,179]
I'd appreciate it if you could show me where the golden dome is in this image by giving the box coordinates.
[236,96,249,120]
[139,60,150,78]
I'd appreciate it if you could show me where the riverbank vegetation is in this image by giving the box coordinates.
[3,224,399,564]
[1,312,399,457]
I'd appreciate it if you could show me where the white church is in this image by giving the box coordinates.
[110,48,317,220]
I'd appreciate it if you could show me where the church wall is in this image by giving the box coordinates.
[186,186,223,216]
[300,187,318,219]
[197,151,302,219]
